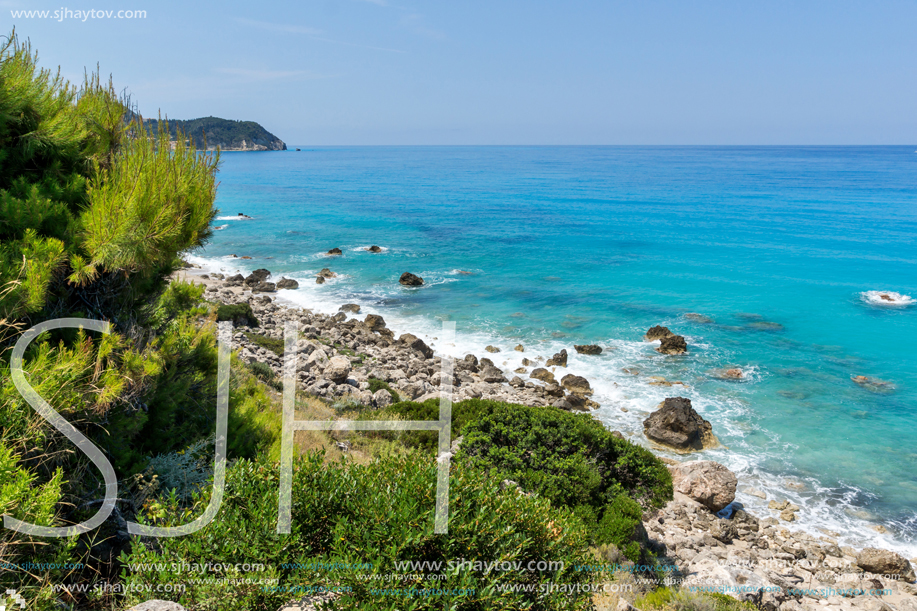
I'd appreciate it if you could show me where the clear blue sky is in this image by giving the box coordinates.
[5,0,916,145]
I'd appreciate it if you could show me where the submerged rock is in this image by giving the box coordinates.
[574,344,603,355]
[644,325,675,341]
[685,313,714,324]
[643,397,718,451]
[668,460,737,512]
[656,335,688,355]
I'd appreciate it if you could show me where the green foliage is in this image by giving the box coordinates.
[368,376,401,403]
[147,439,213,502]
[215,302,258,327]
[227,371,282,461]
[243,331,283,355]
[80,118,217,273]
[120,451,594,611]
[458,401,672,512]
[596,495,644,561]
[0,444,77,611]
[636,588,756,611]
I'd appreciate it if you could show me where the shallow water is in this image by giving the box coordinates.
[190,146,917,555]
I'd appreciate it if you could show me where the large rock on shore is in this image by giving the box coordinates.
[399,272,424,286]
[224,273,244,286]
[252,281,276,293]
[856,548,917,582]
[530,368,556,385]
[243,268,272,286]
[561,374,593,396]
[574,344,603,355]
[276,278,299,289]
[324,356,352,383]
[644,325,674,341]
[399,333,434,359]
[643,397,717,451]
[364,314,387,331]
[669,460,737,512]
[546,349,568,367]
[657,335,687,355]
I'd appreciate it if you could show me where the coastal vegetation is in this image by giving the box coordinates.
[0,31,691,611]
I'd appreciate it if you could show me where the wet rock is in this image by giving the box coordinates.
[560,374,593,396]
[546,349,568,367]
[643,397,718,451]
[318,268,336,278]
[574,344,603,355]
[252,281,276,293]
[315,276,325,284]
[530,368,556,385]
[717,368,745,380]
[514,344,524,352]
[685,313,714,324]
[669,461,737,512]
[657,335,688,355]
[481,367,507,383]
[399,272,424,286]
[243,268,272,286]
[857,548,916,582]
[339,304,361,313]
[645,325,675,341]
[485,345,500,353]
[276,278,299,290]
[367,245,382,253]
[327,248,343,255]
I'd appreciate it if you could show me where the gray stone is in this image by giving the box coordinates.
[669,461,737,512]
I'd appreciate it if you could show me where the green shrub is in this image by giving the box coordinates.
[368,376,401,403]
[215,302,258,327]
[147,439,214,502]
[120,451,595,611]
[227,372,282,460]
[243,331,283,355]
[596,495,644,561]
[248,359,274,380]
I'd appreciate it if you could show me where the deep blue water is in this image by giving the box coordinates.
[190,146,917,554]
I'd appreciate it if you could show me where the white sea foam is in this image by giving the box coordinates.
[350,245,390,253]
[213,224,229,231]
[215,215,253,221]
[860,290,915,307]
[180,252,917,557]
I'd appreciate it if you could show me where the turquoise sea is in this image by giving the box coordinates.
[189,146,917,555]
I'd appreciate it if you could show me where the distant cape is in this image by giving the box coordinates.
[143,116,287,151]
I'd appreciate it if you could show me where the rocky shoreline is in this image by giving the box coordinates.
[174,268,917,611]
